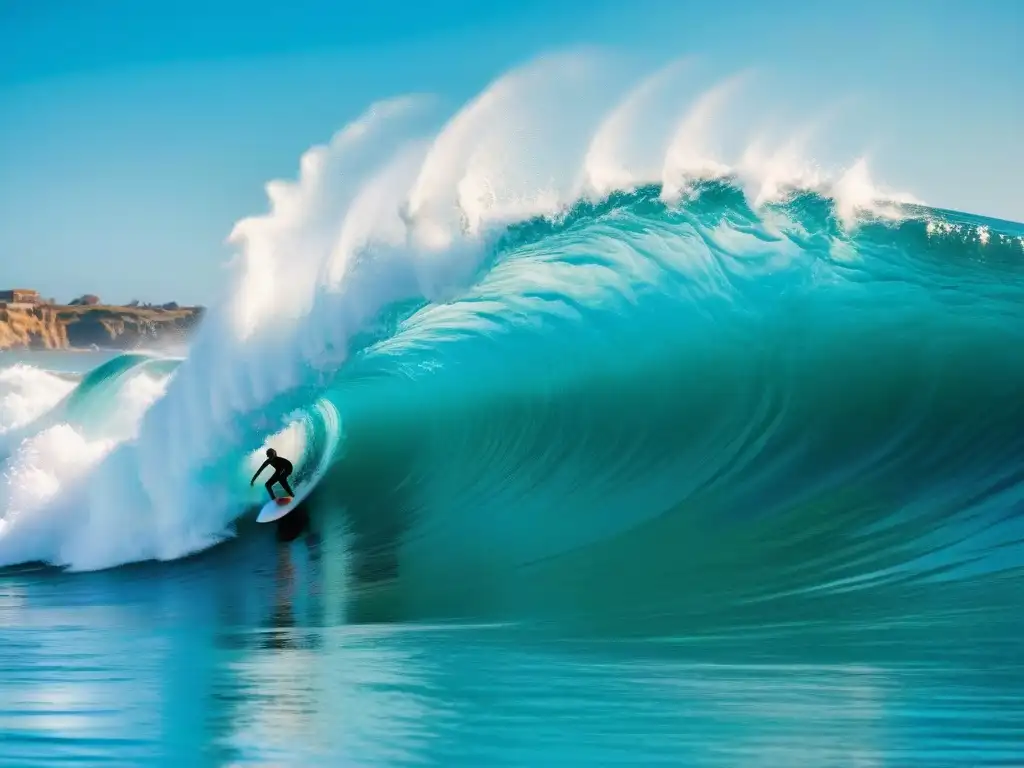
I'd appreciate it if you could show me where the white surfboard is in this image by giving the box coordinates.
[256,478,318,523]
[256,495,300,523]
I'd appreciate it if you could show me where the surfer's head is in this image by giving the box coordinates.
[266,448,277,458]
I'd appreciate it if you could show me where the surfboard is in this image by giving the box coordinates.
[256,496,299,524]
[256,477,318,523]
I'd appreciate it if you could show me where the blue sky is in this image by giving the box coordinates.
[1,0,1021,305]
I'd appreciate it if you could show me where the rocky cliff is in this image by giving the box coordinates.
[0,305,205,350]
[0,305,68,349]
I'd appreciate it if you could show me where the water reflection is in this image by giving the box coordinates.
[215,623,1024,766]
[1,520,1023,766]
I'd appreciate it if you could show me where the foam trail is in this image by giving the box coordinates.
[226,95,433,340]
[324,142,433,289]
[405,48,622,252]
[302,142,438,373]
[832,157,925,225]
[581,57,692,197]
[736,120,828,207]
[734,97,883,209]
[660,72,750,201]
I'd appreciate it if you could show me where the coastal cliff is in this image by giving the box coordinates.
[0,305,68,349]
[0,304,205,350]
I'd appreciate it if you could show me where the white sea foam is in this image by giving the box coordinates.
[0,365,76,434]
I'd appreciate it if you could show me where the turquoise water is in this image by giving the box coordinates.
[2,513,1023,766]
[1,515,1022,765]
[3,86,1024,762]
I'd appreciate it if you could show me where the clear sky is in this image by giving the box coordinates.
[1,0,1021,306]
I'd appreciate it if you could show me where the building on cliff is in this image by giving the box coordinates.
[0,289,41,308]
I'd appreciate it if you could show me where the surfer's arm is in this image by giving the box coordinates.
[250,460,271,485]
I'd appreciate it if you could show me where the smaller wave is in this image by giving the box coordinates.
[0,355,174,566]
[0,354,179,457]
[0,364,77,435]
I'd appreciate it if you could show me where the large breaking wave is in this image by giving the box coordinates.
[2,50,1024,631]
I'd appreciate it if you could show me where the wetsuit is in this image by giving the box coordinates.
[252,456,294,500]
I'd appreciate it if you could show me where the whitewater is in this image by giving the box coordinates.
[3,48,1024,618]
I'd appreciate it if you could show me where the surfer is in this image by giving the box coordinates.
[251,448,295,500]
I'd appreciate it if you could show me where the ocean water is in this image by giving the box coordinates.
[3,53,1024,766]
